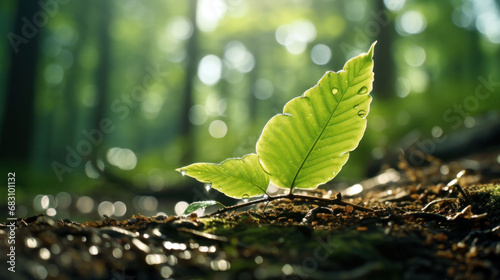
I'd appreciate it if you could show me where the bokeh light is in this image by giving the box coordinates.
[198,55,222,85]
[76,196,95,214]
[276,20,317,55]
[404,45,426,67]
[253,79,274,100]
[106,147,137,170]
[85,160,105,179]
[310,44,332,65]
[189,104,208,125]
[208,120,228,138]
[168,16,193,41]
[44,64,64,85]
[174,201,189,216]
[383,0,406,12]
[223,41,255,73]
[97,201,115,217]
[396,11,427,35]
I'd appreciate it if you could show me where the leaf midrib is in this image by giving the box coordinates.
[289,64,367,191]
[289,88,345,191]
[220,163,268,194]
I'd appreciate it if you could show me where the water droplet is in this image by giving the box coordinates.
[331,88,339,95]
[358,86,368,95]
[204,183,212,191]
[357,110,367,118]
[262,194,269,199]
[353,105,359,110]
[180,170,187,176]
[242,194,249,202]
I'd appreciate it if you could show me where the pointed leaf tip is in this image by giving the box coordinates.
[367,41,377,59]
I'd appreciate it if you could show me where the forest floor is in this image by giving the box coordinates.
[1,152,500,280]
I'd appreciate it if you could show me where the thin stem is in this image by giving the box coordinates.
[454,185,473,206]
[202,193,373,217]
[446,170,473,206]
[421,198,457,212]
[402,212,449,222]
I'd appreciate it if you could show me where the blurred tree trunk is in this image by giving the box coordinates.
[467,31,483,77]
[248,43,260,121]
[373,0,395,99]
[89,0,112,169]
[249,71,258,121]
[179,0,199,164]
[0,2,42,162]
[93,1,112,131]
[59,3,89,157]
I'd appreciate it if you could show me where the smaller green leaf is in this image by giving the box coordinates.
[183,201,223,215]
[176,154,269,198]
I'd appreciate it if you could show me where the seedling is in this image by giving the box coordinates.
[177,42,376,215]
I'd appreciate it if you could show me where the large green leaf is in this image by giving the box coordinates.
[176,154,269,198]
[256,43,375,191]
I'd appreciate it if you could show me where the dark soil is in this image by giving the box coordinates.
[1,154,500,280]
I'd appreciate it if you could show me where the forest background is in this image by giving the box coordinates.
[1,0,499,221]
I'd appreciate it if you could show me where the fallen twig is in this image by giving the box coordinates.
[421,198,457,212]
[401,211,449,222]
[447,170,473,206]
[177,227,228,242]
[203,193,373,217]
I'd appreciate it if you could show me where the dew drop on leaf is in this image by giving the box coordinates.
[204,183,212,191]
[353,105,359,110]
[180,170,187,176]
[358,86,368,95]
[242,194,249,202]
[357,110,367,118]
[331,88,339,95]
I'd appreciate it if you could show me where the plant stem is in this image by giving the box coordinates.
[202,193,373,217]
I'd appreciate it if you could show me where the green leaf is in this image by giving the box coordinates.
[182,201,224,215]
[257,42,376,191]
[176,154,269,198]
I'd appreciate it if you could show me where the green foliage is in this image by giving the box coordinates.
[466,184,500,213]
[182,201,224,215]
[176,154,269,198]
[177,43,375,202]
[257,42,375,190]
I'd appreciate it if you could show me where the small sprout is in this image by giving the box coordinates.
[182,201,225,215]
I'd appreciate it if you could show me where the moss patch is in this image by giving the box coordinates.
[465,184,500,213]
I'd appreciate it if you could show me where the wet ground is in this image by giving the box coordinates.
[1,154,500,280]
